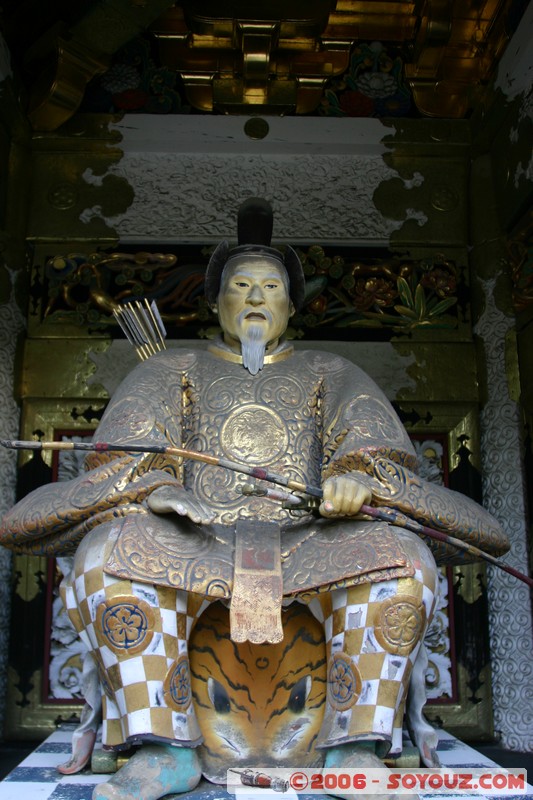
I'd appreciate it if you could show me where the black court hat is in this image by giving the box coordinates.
[204,198,305,310]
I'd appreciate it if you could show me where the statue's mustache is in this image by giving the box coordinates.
[238,309,272,326]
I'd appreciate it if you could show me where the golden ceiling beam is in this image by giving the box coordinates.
[25,0,178,131]
[152,1,352,113]
[22,0,518,125]
[404,0,513,116]
[150,0,516,117]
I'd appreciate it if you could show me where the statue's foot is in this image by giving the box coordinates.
[324,742,397,800]
[412,727,441,768]
[406,717,440,768]
[92,743,201,800]
[57,728,97,774]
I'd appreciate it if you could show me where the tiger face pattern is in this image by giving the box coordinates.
[190,601,327,782]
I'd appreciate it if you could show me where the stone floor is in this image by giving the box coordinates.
[0,727,531,800]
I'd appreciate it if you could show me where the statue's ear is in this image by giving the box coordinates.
[205,240,229,305]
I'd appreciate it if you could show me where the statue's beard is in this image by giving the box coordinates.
[241,323,268,375]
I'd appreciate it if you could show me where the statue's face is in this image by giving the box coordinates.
[216,256,294,353]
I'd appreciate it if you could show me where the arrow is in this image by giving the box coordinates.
[1,437,531,589]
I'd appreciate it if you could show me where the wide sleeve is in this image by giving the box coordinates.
[0,350,192,555]
[317,355,508,562]
[319,355,417,480]
[85,349,186,473]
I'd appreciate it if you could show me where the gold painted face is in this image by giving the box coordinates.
[215,256,295,353]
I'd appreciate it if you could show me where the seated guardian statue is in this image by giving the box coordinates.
[0,199,509,800]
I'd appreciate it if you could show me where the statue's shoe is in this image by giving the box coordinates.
[92,744,201,800]
[324,742,400,800]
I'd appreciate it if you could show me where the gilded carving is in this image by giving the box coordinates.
[48,184,79,211]
[163,656,192,712]
[231,521,284,644]
[33,247,462,336]
[96,596,155,656]
[220,405,288,465]
[430,186,459,212]
[4,0,522,130]
[328,653,362,711]
[0,196,514,780]
[104,514,413,598]
[374,596,425,656]
[331,453,509,562]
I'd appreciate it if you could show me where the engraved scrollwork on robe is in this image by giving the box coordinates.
[0,346,508,573]
[342,395,407,443]
[106,514,234,598]
[220,405,289,465]
[359,455,509,560]
[281,520,412,592]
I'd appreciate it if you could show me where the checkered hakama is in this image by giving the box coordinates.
[60,522,211,749]
[303,528,438,755]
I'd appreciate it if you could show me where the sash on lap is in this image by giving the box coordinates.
[230,520,283,644]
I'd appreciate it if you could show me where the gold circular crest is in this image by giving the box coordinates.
[163,655,192,711]
[327,652,362,711]
[95,596,155,656]
[374,595,425,656]
[220,405,289,464]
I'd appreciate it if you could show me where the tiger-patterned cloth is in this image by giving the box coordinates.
[61,521,436,759]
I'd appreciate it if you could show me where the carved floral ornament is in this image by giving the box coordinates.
[38,247,461,336]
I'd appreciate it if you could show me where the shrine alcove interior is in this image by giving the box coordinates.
[0,0,531,757]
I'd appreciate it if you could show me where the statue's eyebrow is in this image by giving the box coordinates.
[231,269,282,282]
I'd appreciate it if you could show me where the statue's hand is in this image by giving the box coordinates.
[319,474,372,518]
[147,485,215,525]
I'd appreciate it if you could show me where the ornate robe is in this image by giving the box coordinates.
[0,340,508,573]
[0,341,509,764]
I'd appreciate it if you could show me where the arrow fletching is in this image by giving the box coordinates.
[113,299,167,361]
